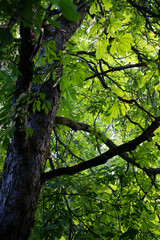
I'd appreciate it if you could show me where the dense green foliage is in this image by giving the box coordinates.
[1,0,160,239]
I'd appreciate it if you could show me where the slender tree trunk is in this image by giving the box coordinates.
[0,4,87,240]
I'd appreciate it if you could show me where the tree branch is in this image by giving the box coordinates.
[85,63,146,81]
[126,114,144,131]
[127,0,160,18]
[54,116,91,131]
[41,117,160,183]
[118,96,156,119]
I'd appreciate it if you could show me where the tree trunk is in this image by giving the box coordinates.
[0,84,60,240]
[0,4,87,240]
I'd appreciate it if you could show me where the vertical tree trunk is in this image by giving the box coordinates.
[0,85,60,240]
[0,24,61,239]
[0,4,87,239]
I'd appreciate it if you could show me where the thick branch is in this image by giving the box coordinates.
[54,117,160,180]
[41,117,160,183]
[55,116,90,131]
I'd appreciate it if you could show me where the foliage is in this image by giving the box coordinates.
[1,0,160,239]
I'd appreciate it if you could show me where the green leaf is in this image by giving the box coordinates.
[72,71,83,87]
[96,41,104,59]
[25,128,33,138]
[60,236,66,240]
[120,33,133,42]
[118,33,133,52]
[41,102,45,110]
[141,221,148,232]
[89,2,97,15]
[36,101,41,112]
[47,17,60,28]
[39,92,46,101]
[41,57,46,66]
[47,40,57,52]
[102,0,113,11]
[45,100,52,111]
[119,103,126,116]
[59,0,81,21]
[44,106,49,115]
[111,85,124,97]
[110,39,117,54]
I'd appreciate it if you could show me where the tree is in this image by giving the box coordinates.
[0,0,160,239]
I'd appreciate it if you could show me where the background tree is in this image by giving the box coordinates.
[1,0,160,239]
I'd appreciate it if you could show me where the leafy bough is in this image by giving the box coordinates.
[41,116,160,184]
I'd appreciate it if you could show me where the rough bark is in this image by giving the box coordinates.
[0,3,87,240]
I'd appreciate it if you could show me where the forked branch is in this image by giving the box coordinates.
[41,116,160,183]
